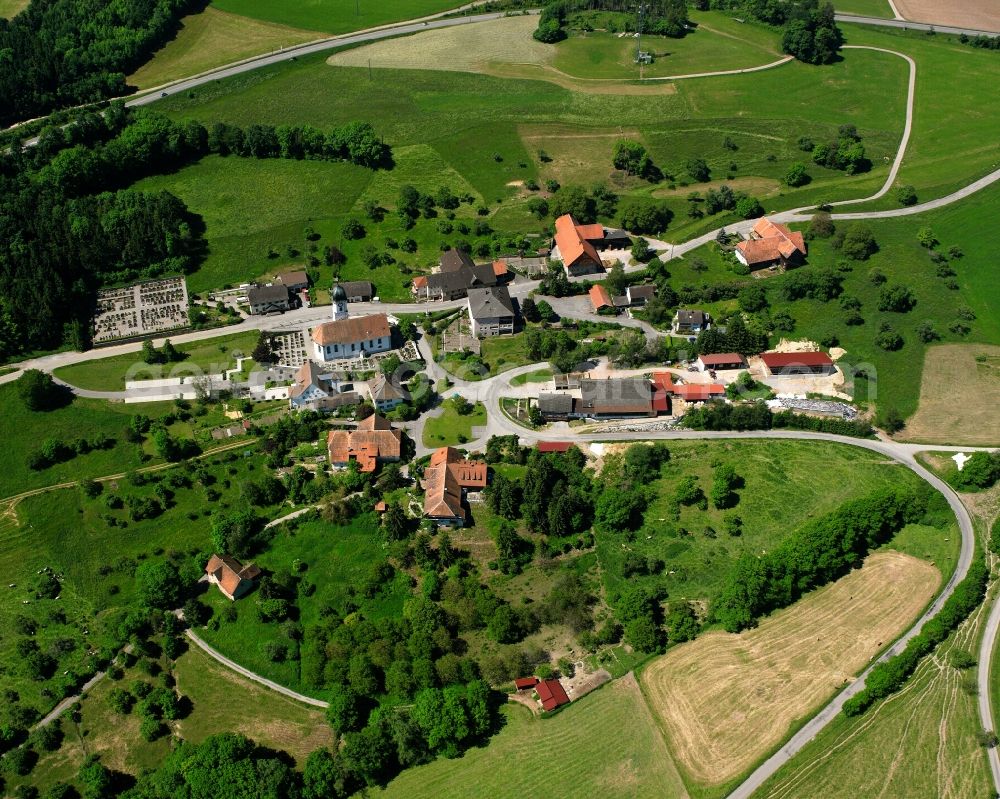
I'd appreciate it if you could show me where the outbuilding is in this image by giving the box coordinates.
[696,353,746,372]
[761,351,834,376]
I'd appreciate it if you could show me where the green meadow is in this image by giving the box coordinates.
[211,0,467,35]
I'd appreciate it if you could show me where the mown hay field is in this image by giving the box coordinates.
[901,344,1000,446]
[373,674,690,799]
[894,0,1000,31]
[641,552,941,789]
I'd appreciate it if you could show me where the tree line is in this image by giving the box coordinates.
[682,399,874,437]
[534,0,690,43]
[0,0,197,126]
[0,108,390,359]
[713,487,929,632]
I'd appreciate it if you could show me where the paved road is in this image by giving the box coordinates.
[979,584,1000,787]
[836,13,1000,37]
[184,629,329,708]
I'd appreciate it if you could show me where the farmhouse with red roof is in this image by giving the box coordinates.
[735,218,807,271]
[554,214,632,277]
[536,678,570,711]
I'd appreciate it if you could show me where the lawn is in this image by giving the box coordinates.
[552,13,782,79]
[372,674,690,799]
[129,7,320,89]
[757,594,992,799]
[53,330,261,391]
[509,367,553,386]
[0,0,27,17]
[212,0,468,35]
[833,0,894,16]
[677,181,1000,419]
[596,440,955,609]
[422,401,487,447]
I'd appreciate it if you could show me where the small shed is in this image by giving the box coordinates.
[515,676,539,691]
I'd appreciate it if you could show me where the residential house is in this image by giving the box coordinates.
[554,214,604,276]
[327,414,402,472]
[247,284,291,315]
[275,270,309,292]
[695,353,747,372]
[368,373,408,412]
[311,313,393,362]
[205,555,261,600]
[626,284,656,307]
[468,286,516,337]
[672,309,709,335]
[761,351,834,376]
[288,360,359,411]
[421,446,488,527]
[412,254,499,301]
[339,280,375,302]
[735,218,807,270]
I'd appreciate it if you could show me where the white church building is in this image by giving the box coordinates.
[310,284,393,363]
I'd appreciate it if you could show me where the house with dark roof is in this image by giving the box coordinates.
[576,377,656,418]
[311,313,393,362]
[288,360,359,411]
[672,309,709,335]
[468,286,516,337]
[421,447,488,527]
[440,248,476,273]
[626,284,656,307]
[536,393,574,420]
[412,257,499,301]
[275,270,309,292]
[205,555,261,600]
[248,284,292,315]
[736,218,807,270]
[339,280,374,302]
[327,414,402,472]
[368,373,408,412]
[761,351,834,376]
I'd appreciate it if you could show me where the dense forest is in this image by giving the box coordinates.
[0,0,198,126]
[0,107,390,359]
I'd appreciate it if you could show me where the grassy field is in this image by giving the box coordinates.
[0,0,27,17]
[834,0,894,16]
[836,23,1000,208]
[901,344,1000,446]
[641,551,941,792]
[758,587,993,799]
[129,7,319,89]
[679,182,1000,419]
[422,401,487,447]
[211,0,466,34]
[53,330,260,391]
[595,440,955,608]
[328,12,784,82]
[373,674,691,799]
[509,367,553,386]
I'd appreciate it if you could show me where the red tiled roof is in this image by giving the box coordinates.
[589,284,612,310]
[327,414,402,472]
[515,676,539,690]
[761,351,833,368]
[375,500,387,512]
[736,218,806,266]
[311,313,390,346]
[422,447,487,521]
[651,372,675,392]
[555,214,603,269]
[206,554,259,599]
[537,441,574,453]
[575,223,605,241]
[673,383,726,401]
[536,679,570,711]
[698,353,746,367]
[412,276,428,289]
[492,260,509,277]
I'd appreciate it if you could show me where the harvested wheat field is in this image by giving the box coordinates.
[894,0,1000,32]
[901,344,1000,446]
[641,551,940,788]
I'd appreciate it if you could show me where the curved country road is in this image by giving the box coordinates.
[184,629,329,708]
[978,584,1000,787]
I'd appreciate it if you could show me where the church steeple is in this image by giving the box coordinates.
[332,283,348,321]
